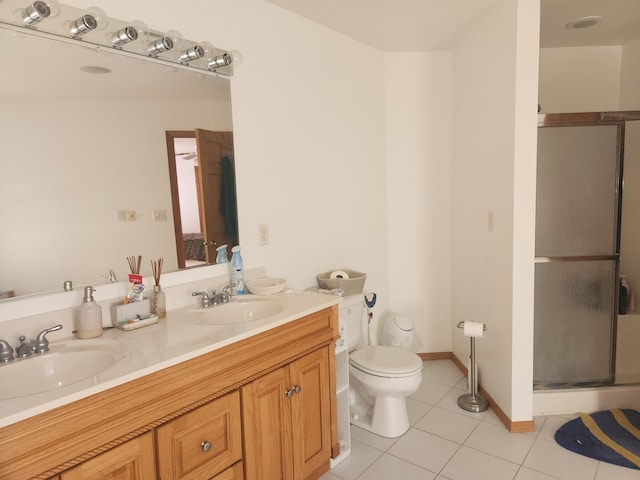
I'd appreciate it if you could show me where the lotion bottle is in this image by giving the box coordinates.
[77,286,103,339]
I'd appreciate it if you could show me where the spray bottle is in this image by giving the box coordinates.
[230,245,244,295]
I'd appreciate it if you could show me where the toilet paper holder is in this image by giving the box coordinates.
[456,321,489,413]
[456,321,487,332]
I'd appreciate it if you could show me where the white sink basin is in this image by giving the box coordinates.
[0,341,123,400]
[190,297,285,325]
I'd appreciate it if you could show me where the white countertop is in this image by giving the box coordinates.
[0,290,340,429]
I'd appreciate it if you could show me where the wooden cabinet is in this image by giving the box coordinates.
[156,391,242,479]
[0,305,338,480]
[60,432,155,480]
[242,347,332,480]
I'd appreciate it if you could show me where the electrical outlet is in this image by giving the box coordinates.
[126,210,136,222]
[258,223,269,245]
[117,210,127,222]
[153,209,167,222]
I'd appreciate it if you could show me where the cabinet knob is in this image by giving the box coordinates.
[285,385,302,397]
[201,440,212,452]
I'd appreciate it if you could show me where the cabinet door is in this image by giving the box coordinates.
[242,366,294,480]
[156,391,242,480]
[60,432,155,480]
[289,347,332,479]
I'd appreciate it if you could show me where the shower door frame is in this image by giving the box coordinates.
[534,111,640,388]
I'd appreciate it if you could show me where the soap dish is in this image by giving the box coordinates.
[114,314,159,331]
[245,277,286,295]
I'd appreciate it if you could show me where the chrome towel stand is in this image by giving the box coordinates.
[456,321,489,413]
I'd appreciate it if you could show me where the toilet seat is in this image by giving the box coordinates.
[350,345,422,378]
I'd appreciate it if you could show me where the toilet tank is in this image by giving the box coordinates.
[339,294,364,351]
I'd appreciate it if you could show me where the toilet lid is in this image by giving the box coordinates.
[350,345,423,377]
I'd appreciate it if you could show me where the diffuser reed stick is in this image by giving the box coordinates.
[127,255,142,274]
[151,258,163,286]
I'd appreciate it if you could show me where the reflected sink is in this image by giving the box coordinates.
[190,297,285,325]
[0,341,123,400]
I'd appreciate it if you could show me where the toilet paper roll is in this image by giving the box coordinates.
[330,270,350,279]
[463,321,485,338]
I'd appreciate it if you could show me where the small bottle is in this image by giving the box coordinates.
[230,245,244,295]
[216,244,229,264]
[76,286,103,339]
[150,285,166,319]
[620,276,630,315]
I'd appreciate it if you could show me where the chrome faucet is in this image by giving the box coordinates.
[0,324,63,364]
[16,336,37,358]
[34,325,63,354]
[192,291,212,308]
[0,340,14,363]
[211,288,232,305]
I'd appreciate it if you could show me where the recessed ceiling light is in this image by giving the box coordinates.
[79,65,111,74]
[565,16,604,30]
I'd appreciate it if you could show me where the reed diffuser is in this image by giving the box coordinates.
[150,258,166,318]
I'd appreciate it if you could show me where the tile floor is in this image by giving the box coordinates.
[321,360,640,480]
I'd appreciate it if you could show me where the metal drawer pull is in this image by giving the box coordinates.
[293,385,301,394]
[201,440,212,452]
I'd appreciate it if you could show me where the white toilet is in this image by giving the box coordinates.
[342,295,423,438]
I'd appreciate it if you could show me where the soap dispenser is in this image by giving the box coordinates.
[77,286,103,339]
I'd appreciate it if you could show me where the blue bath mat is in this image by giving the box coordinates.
[555,409,640,469]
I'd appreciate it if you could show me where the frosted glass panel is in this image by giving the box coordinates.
[536,125,619,257]
[534,260,615,384]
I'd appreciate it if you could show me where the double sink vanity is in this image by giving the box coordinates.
[0,290,340,480]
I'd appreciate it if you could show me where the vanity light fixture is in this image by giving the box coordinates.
[208,53,232,71]
[147,30,183,57]
[5,1,238,76]
[109,20,148,49]
[65,6,108,38]
[14,0,60,26]
[179,41,212,64]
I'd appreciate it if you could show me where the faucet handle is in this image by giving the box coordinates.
[35,324,63,354]
[0,340,14,363]
[16,336,36,358]
[192,291,211,308]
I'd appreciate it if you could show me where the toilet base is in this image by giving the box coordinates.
[350,396,411,438]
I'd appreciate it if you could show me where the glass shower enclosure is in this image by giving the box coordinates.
[534,115,623,387]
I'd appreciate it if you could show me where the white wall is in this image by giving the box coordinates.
[620,35,640,110]
[538,46,622,113]
[452,0,538,422]
[384,52,453,353]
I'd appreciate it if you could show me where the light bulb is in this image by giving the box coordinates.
[64,6,109,38]
[147,29,183,58]
[108,20,149,49]
[208,52,232,71]
[13,0,60,26]
[179,41,213,65]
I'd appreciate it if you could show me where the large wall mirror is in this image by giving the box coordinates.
[0,26,237,298]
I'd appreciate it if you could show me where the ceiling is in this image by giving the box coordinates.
[265,0,640,51]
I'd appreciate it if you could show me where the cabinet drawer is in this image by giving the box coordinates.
[212,462,243,480]
[157,391,242,479]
